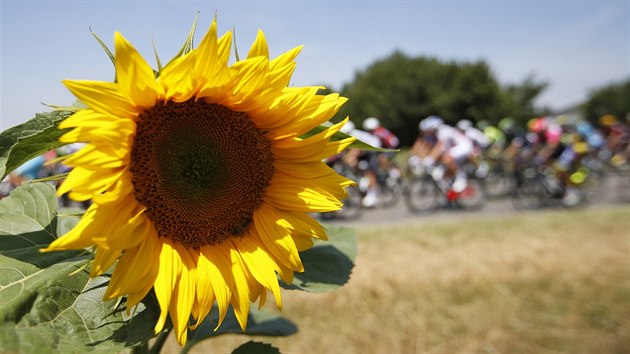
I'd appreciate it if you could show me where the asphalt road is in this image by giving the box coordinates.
[325,173,630,229]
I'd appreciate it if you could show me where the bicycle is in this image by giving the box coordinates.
[510,164,594,210]
[403,158,485,214]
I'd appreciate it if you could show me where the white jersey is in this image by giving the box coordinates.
[436,125,473,160]
[463,127,490,149]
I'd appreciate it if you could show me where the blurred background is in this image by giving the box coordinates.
[2,1,629,353]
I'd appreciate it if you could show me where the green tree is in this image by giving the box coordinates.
[581,79,630,124]
[501,75,549,126]
[336,51,546,146]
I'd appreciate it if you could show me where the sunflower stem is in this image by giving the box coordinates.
[149,326,172,354]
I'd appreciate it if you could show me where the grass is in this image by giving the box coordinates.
[167,205,630,354]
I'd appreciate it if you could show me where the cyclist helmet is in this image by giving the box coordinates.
[476,119,489,130]
[599,114,618,127]
[456,119,473,130]
[498,117,516,133]
[341,120,355,134]
[363,117,380,131]
[528,117,548,133]
[419,115,444,132]
[576,121,593,137]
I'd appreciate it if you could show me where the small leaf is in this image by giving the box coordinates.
[283,225,357,292]
[164,12,199,69]
[0,110,73,180]
[182,307,297,354]
[231,341,281,354]
[28,172,69,184]
[90,27,116,70]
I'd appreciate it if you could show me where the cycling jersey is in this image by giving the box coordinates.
[436,125,473,161]
[544,123,563,144]
[372,126,399,149]
[463,126,490,149]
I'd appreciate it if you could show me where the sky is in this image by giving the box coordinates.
[1,1,628,130]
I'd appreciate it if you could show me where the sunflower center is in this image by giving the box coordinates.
[130,100,274,248]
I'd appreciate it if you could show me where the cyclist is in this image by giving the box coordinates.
[362,117,400,149]
[525,116,567,197]
[414,116,474,193]
[456,119,490,177]
[598,114,629,168]
[340,120,383,207]
[361,117,400,207]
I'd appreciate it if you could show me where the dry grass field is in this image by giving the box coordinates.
[168,205,630,354]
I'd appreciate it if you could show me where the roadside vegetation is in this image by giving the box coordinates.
[179,206,630,354]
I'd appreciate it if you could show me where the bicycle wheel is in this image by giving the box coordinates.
[457,179,485,209]
[378,179,402,208]
[511,173,545,210]
[483,169,515,198]
[403,176,440,214]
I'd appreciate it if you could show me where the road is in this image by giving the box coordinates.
[325,173,630,229]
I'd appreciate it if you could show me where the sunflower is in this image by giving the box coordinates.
[43,20,355,345]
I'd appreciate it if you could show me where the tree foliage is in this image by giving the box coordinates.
[581,79,630,124]
[335,51,548,146]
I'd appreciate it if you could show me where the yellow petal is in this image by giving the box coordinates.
[153,239,179,334]
[253,204,303,271]
[104,227,159,300]
[60,118,135,148]
[199,244,233,329]
[114,32,161,108]
[189,251,215,330]
[159,52,197,102]
[247,29,269,59]
[233,234,283,310]
[58,109,120,130]
[41,204,99,251]
[248,87,319,130]
[195,20,231,101]
[63,80,138,118]
[63,144,128,169]
[217,31,233,64]
[291,234,314,252]
[272,172,350,200]
[125,231,162,310]
[267,94,348,139]
[264,183,342,212]
[57,166,126,199]
[275,209,328,241]
[90,246,123,277]
[226,245,253,331]
[91,204,147,250]
[222,56,268,108]
[269,45,302,71]
[274,160,343,180]
[169,243,196,346]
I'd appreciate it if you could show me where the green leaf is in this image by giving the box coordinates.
[283,225,357,293]
[0,267,160,354]
[182,307,297,354]
[0,183,161,353]
[0,183,80,268]
[0,110,73,180]
[163,12,199,70]
[301,124,398,152]
[231,341,281,354]
[90,27,116,72]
